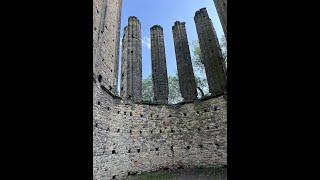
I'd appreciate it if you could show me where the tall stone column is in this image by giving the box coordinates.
[213,0,227,37]
[172,21,197,101]
[151,25,169,104]
[93,0,122,94]
[194,8,226,95]
[120,17,142,103]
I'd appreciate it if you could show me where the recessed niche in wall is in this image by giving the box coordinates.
[198,128,201,131]
[155,148,159,151]
[130,112,132,116]
[186,146,190,150]
[140,114,143,117]
[156,115,159,118]
[171,146,173,151]
[112,175,116,179]
[204,109,209,112]
[171,129,174,133]
[140,131,142,134]
[98,75,102,83]
[131,50,133,53]
[150,130,153,134]
[150,114,153,117]
[124,111,126,115]
[214,106,218,111]
[199,144,203,148]
[98,101,100,105]
[168,115,172,117]
[215,143,220,147]
[207,127,210,130]
[197,111,200,114]
[129,130,132,133]
[137,149,140,153]
[109,86,113,91]
[183,113,187,116]
[95,123,98,127]
[102,58,104,61]
[107,107,110,110]
[117,111,120,114]
[128,149,131,153]
[117,129,120,132]
[112,150,116,154]
[160,129,162,133]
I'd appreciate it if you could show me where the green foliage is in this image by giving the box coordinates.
[141,75,153,102]
[168,75,183,104]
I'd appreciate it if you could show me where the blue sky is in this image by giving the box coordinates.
[119,0,225,80]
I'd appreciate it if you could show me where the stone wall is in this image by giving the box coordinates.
[93,81,227,179]
[213,0,227,37]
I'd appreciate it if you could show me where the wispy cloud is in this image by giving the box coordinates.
[142,36,151,49]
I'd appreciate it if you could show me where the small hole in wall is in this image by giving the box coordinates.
[155,148,159,151]
[186,146,190,150]
[107,107,110,110]
[207,127,210,130]
[179,130,182,133]
[128,149,131,153]
[101,30,104,34]
[137,149,140,153]
[168,115,172,117]
[110,69,113,72]
[150,130,153,134]
[112,150,116,154]
[98,75,102,83]
[160,129,162,133]
[131,50,133,53]
[124,111,126,115]
[197,111,200,114]
[199,144,203,148]
[94,27,97,31]
[204,109,209,112]
[129,130,132,133]
[140,114,143,117]
[117,111,120,114]
[102,58,104,61]
[109,86,113,91]
[171,129,174,133]
[140,131,142,134]
[150,114,153,117]
[198,128,201,131]
[112,175,116,179]
[214,106,218,111]
[183,113,187,116]
[121,87,123,91]
[95,123,98,127]
[128,172,130,176]
[130,112,132,116]
[117,129,120,132]
[171,146,174,151]
[97,101,100,105]
[215,143,220,147]
[156,115,159,118]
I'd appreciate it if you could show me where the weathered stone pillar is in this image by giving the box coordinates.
[150,25,169,104]
[213,0,227,37]
[93,0,122,94]
[172,21,197,101]
[120,17,142,103]
[194,8,226,95]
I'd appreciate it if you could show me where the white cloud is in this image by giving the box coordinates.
[142,36,151,49]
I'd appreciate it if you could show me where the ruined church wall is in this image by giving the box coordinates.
[93,90,227,179]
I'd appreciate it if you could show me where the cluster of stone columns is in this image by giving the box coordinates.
[119,3,227,104]
[120,16,142,103]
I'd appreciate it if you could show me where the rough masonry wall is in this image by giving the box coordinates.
[120,17,142,103]
[93,0,122,94]
[172,21,198,102]
[93,93,227,180]
[213,0,227,37]
[151,25,169,104]
[194,8,226,95]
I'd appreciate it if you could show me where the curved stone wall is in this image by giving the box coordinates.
[93,83,227,180]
